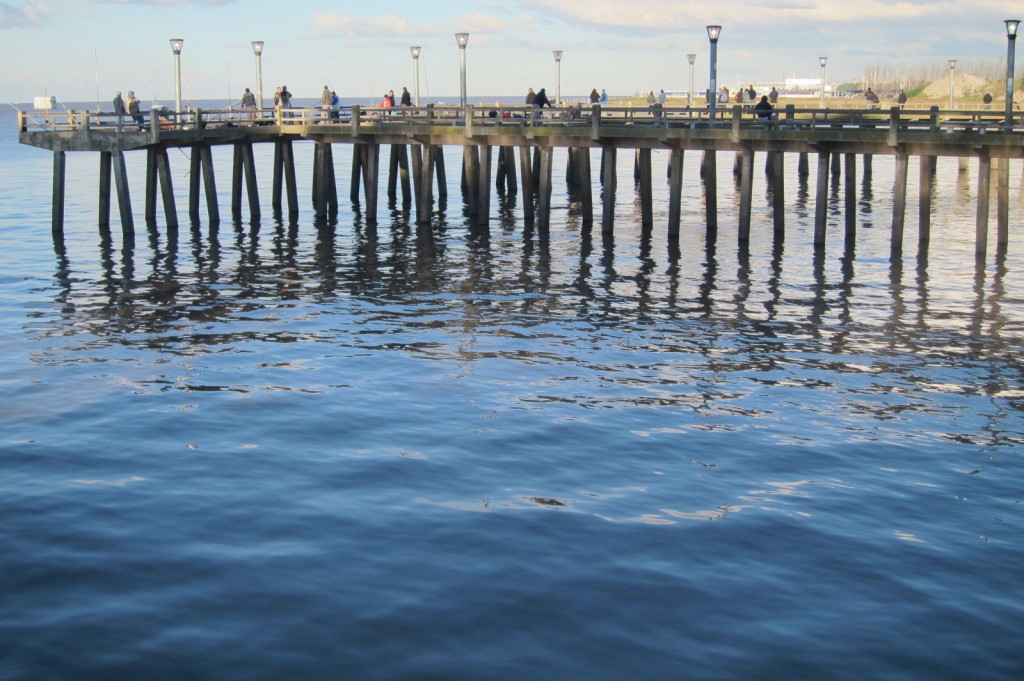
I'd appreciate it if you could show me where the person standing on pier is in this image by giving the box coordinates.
[321,85,332,121]
[112,90,126,132]
[241,87,256,122]
[753,95,774,121]
[126,91,143,131]
[600,89,608,105]
[526,88,536,106]
[897,89,907,109]
[769,86,778,105]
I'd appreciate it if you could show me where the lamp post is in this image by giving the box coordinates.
[410,46,422,106]
[707,25,721,123]
[819,56,828,108]
[553,50,563,105]
[455,32,469,109]
[1005,19,1020,128]
[948,58,957,111]
[251,40,265,110]
[687,53,696,108]
[170,38,184,114]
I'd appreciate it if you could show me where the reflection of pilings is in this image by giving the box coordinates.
[891,151,908,253]
[601,146,616,234]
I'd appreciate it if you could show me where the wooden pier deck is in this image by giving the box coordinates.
[18,103,1024,256]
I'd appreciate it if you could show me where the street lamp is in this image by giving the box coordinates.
[1005,19,1019,128]
[819,56,828,108]
[170,38,184,115]
[410,46,422,106]
[251,40,265,110]
[948,58,957,111]
[687,53,696,108]
[553,50,563,105]
[455,32,469,109]
[707,25,721,123]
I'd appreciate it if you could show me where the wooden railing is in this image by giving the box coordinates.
[17,103,1020,138]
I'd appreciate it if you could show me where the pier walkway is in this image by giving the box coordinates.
[18,103,1024,256]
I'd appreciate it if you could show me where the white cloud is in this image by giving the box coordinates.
[0,0,54,28]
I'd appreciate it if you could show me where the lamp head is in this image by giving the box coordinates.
[251,40,264,56]
[553,50,563,62]
[170,38,184,54]
[410,46,421,59]
[455,32,469,47]
[948,58,957,69]
[819,56,828,68]
[706,25,722,42]
[687,53,696,65]
[1006,19,1020,37]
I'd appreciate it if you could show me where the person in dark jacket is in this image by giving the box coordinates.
[753,95,774,120]
[533,88,551,108]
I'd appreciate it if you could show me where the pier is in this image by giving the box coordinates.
[18,103,1024,257]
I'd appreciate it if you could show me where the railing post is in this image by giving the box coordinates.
[888,106,900,146]
[929,105,940,132]
[591,104,601,140]
[352,105,361,136]
[427,103,435,122]
[150,110,160,144]
[195,108,203,130]
[731,104,741,143]
[465,105,474,137]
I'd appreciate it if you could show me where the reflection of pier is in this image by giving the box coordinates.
[19,103,1024,256]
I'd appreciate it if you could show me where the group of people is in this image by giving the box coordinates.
[111,90,145,131]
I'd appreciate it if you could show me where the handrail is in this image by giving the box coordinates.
[17,104,1021,136]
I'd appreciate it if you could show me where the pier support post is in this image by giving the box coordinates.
[462,145,479,215]
[145,148,157,223]
[798,152,809,176]
[387,144,411,205]
[519,146,536,223]
[918,154,934,245]
[361,143,380,223]
[576,147,593,226]
[891,151,908,254]
[704,149,718,231]
[350,144,363,203]
[668,148,683,237]
[844,153,857,241]
[976,153,991,256]
[98,151,111,230]
[231,144,243,217]
[313,142,328,218]
[51,150,65,238]
[738,147,754,242]
[497,146,518,195]
[601,146,616,234]
[201,145,219,224]
[537,146,554,230]
[241,142,260,221]
[997,157,1009,247]
[189,146,202,220]
[434,147,447,202]
[637,148,653,229]
[112,150,134,238]
[772,151,785,236]
[412,144,436,225]
[814,151,829,247]
[155,147,179,231]
[476,144,492,225]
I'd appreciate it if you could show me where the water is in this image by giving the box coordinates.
[1,104,1022,680]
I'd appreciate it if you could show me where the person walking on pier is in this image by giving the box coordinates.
[112,90,126,132]
[126,91,144,131]
[768,86,778,105]
[531,87,551,123]
[897,88,907,109]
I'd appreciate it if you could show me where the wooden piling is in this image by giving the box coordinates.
[844,153,856,241]
[891,152,908,253]
[537,146,554,229]
[772,151,785,236]
[704,150,718,230]
[918,154,933,244]
[997,157,1009,247]
[476,145,492,225]
[155,147,178,231]
[637,148,653,228]
[51,150,65,237]
[668,148,683,237]
[98,151,111,230]
[976,153,991,256]
[112,150,134,237]
[601,146,616,234]
[814,151,829,247]
[738,147,754,242]
[519,146,536,223]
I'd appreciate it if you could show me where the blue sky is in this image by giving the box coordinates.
[0,0,1018,106]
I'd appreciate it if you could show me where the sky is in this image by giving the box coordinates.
[0,0,1019,107]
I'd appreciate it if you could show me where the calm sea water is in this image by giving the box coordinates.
[1,104,1022,680]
